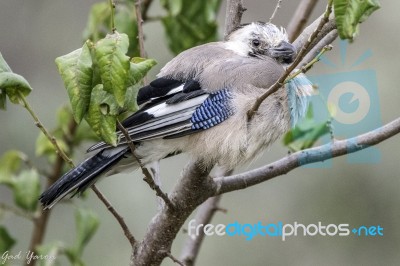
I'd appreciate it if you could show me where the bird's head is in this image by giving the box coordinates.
[226,22,296,64]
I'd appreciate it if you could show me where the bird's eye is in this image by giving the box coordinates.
[252,39,260,47]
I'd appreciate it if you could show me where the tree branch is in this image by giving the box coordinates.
[287,0,319,42]
[179,195,223,266]
[224,0,246,40]
[179,167,231,265]
[135,0,147,59]
[132,160,216,265]
[299,29,338,67]
[215,117,400,194]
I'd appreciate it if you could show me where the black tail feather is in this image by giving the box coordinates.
[39,147,129,209]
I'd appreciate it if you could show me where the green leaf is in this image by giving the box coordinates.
[0,150,27,184]
[36,242,62,266]
[114,5,139,56]
[161,0,183,16]
[56,105,74,135]
[85,84,117,146]
[129,57,157,85]
[0,72,33,104]
[123,58,157,112]
[74,208,99,252]
[55,43,93,123]
[334,0,380,40]
[82,2,110,42]
[66,209,99,265]
[0,53,12,73]
[0,226,16,254]
[161,0,222,54]
[83,2,139,57]
[11,169,41,211]
[94,32,130,106]
[283,106,330,152]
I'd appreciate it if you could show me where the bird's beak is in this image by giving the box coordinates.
[268,41,296,63]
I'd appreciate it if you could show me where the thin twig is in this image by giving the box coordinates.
[26,119,76,266]
[108,0,116,32]
[116,120,175,210]
[269,0,283,23]
[299,29,338,67]
[285,44,332,81]
[17,92,74,168]
[159,250,185,266]
[18,95,136,257]
[135,0,147,58]
[135,0,148,85]
[247,0,333,121]
[91,185,136,246]
[287,0,319,42]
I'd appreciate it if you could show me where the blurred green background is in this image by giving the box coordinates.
[1,0,399,265]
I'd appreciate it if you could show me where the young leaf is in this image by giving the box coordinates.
[65,208,99,265]
[74,208,100,252]
[0,53,12,73]
[161,0,222,54]
[0,72,33,104]
[161,0,183,16]
[129,57,157,85]
[114,4,139,57]
[334,0,380,40]
[83,2,139,57]
[36,242,62,266]
[123,84,140,113]
[0,150,27,183]
[82,2,110,42]
[94,32,130,107]
[0,226,16,254]
[283,106,330,152]
[85,84,118,146]
[55,43,93,123]
[11,169,41,211]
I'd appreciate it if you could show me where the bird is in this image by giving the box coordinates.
[39,22,313,209]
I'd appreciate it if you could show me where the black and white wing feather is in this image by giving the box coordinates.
[87,77,234,152]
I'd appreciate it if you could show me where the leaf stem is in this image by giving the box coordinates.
[109,0,116,32]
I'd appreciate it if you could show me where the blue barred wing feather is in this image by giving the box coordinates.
[87,78,234,152]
